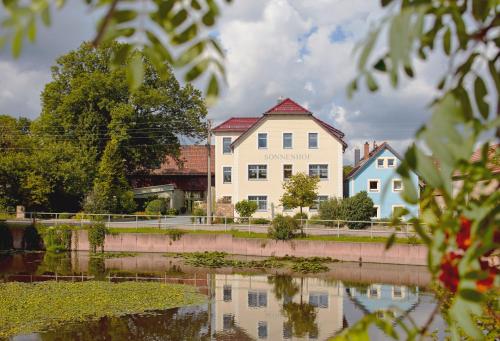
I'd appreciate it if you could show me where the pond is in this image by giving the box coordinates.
[0,252,446,340]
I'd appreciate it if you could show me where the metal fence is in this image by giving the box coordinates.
[2,211,422,238]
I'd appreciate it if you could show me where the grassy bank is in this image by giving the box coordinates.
[107,227,421,244]
[0,281,205,338]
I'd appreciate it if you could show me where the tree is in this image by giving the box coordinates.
[342,192,376,229]
[337,1,500,339]
[280,172,319,231]
[234,200,258,222]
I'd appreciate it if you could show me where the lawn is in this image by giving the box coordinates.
[0,281,206,338]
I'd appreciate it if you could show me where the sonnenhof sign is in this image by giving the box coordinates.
[264,153,311,161]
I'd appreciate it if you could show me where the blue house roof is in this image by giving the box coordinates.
[346,142,403,179]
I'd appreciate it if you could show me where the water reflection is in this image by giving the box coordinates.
[0,252,444,340]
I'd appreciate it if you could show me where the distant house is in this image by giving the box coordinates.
[131,145,214,213]
[345,142,419,219]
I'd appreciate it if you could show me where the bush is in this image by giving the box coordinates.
[318,192,376,229]
[252,218,270,225]
[88,223,107,253]
[145,198,168,215]
[293,212,308,220]
[166,208,179,216]
[191,207,206,224]
[58,213,74,219]
[37,225,73,252]
[0,222,13,250]
[235,200,258,220]
[268,215,299,240]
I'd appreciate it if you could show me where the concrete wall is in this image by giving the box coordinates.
[71,231,427,266]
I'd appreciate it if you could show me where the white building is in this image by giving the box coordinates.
[213,98,347,218]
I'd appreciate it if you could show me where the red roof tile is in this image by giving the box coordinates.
[212,117,260,132]
[154,145,214,175]
[470,143,499,174]
[265,98,310,114]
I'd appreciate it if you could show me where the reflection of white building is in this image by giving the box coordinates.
[211,274,344,340]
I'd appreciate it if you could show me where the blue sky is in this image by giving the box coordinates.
[0,0,447,163]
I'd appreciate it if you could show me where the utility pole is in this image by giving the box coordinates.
[206,119,212,225]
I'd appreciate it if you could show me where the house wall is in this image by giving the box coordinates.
[214,115,344,218]
[350,149,419,218]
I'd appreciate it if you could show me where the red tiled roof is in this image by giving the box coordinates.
[212,117,260,132]
[265,98,311,114]
[154,145,214,175]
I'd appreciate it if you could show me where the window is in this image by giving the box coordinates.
[258,133,267,149]
[309,293,329,308]
[393,286,404,299]
[283,164,293,180]
[377,158,384,168]
[222,137,232,154]
[369,286,380,298]
[248,165,267,180]
[310,195,328,210]
[387,158,396,168]
[221,196,232,204]
[308,133,318,148]
[223,166,232,184]
[248,196,267,211]
[283,133,293,149]
[258,321,268,339]
[368,179,380,192]
[248,291,267,307]
[373,205,380,219]
[223,285,232,302]
[223,314,235,330]
[392,179,403,192]
[309,164,328,179]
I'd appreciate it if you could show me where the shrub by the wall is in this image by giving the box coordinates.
[343,192,376,229]
[37,225,73,252]
[145,198,168,215]
[235,200,258,221]
[252,218,270,225]
[268,215,299,240]
[88,223,107,253]
[0,222,13,250]
[318,197,346,226]
[166,208,179,216]
[293,212,308,221]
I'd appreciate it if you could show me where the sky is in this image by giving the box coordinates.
[0,0,448,164]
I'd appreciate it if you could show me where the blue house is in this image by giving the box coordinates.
[345,142,419,218]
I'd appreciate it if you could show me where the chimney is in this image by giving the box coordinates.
[277,95,284,104]
[364,142,369,160]
[354,148,360,165]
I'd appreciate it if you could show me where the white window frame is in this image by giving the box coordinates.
[367,285,381,298]
[376,158,385,169]
[387,157,396,168]
[372,205,380,219]
[282,132,293,149]
[257,132,268,149]
[222,137,232,155]
[367,179,380,192]
[222,166,232,184]
[257,321,268,339]
[283,164,293,180]
[248,164,268,180]
[308,132,319,149]
[392,179,403,192]
[392,286,406,299]
[248,195,268,212]
[248,290,267,308]
[308,164,329,180]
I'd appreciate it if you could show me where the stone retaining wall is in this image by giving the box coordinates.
[72,230,427,266]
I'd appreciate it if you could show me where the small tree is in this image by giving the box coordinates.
[235,200,258,222]
[318,197,346,227]
[342,192,376,229]
[280,173,319,232]
[268,214,299,240]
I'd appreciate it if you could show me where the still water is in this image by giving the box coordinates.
[0,252,445,340]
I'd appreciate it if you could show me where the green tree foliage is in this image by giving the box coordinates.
[0,0,232,102]
[145,198,169,215]
[88,222,107,253]
[319,192,376,229]
[337,0,500,339]
[268,214,300,240]
[36,225,73,252]
[234,200,258,220]
[280,172,319,222]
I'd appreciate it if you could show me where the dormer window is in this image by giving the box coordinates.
[376,158,384,168]
[387,158,396,168]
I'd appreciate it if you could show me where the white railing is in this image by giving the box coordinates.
[2,211,423,238]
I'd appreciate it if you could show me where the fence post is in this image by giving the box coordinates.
[337,220,340,238]
[55,212,58,226]
[224,216,227,232]
[108,214,111,226]
[370,221,373,239]
[136,215,138,231]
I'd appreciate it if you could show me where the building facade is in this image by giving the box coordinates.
[131,145,214,213]
[345,142,419,218]
[213,98,346,218]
